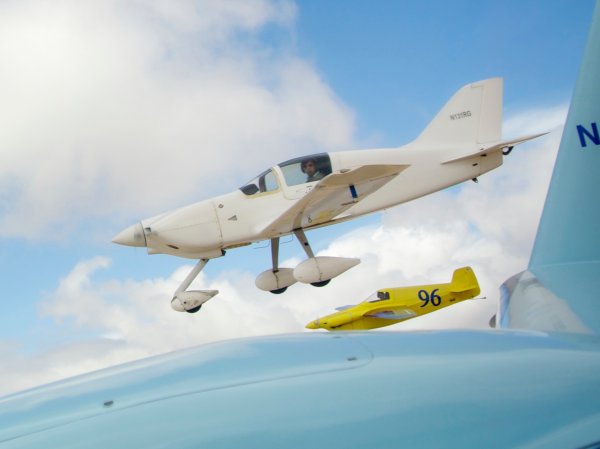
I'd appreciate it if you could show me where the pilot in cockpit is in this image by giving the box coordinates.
[301,158,325,182]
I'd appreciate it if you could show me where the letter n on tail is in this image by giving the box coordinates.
[577,122,599,148]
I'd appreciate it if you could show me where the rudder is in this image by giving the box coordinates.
[450,267,480,296]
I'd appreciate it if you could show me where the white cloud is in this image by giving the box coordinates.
[0,0,354,239]
[0,110,565,395]
[0,0,571,396]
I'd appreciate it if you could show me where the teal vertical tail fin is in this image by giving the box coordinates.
[499,2,600,334]
[529,2,600,271]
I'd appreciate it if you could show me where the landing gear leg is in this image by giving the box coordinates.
[293,229,330,287]
[269,237,287,294]
[293,228,315,258]
[171,259,219,313]
[255,237,298,293]
[175,258,209,296]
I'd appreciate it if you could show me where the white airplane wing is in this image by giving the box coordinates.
[260,164,408,234]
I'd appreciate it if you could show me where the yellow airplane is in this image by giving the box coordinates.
[306,267,480,331]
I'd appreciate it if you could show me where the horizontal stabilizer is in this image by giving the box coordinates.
[442,132,547,165]
[365,309,417,320]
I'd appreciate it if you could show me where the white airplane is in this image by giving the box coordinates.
[113,78,543,313]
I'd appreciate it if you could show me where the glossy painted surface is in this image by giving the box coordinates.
[306,267,480,330]
[500,1,600,336]
[1,331,599,448]
[114,79,512,259]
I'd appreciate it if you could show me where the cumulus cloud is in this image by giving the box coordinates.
[0,0,571,396]
[0,105,565,395]
[0,0,355,239]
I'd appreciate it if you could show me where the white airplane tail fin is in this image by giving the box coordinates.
[415,78,502,146]
[498,3,600,335]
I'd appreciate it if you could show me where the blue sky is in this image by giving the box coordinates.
[0,0,596,394]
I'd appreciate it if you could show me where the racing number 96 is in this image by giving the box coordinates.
[418,289,441,307]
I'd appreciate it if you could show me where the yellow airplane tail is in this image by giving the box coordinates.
[450,267,480,297]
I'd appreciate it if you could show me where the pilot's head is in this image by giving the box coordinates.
[301,158,317,175]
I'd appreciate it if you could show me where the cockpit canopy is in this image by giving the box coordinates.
[239,168,278,196]
[362,290,391,304]
[240,153,332,196]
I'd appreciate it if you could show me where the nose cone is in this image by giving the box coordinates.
[112,222,147,247]
[305,320,320,330]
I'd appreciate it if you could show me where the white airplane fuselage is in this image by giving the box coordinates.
[140,144,501,259]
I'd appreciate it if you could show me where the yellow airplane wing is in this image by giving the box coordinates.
[364,308,417,320]
[335,305,354,311]
[260,164,408,235]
